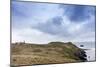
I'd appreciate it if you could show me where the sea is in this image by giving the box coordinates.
[73,42,96,62]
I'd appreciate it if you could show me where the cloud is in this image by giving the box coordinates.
[12,1,96,43]
[32,16,68,36]
[60,5,95,22]
[12,28,69,44]
[32,15,95,37]
[12,1,64,29]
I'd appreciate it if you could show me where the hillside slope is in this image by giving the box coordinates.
[11,42,87,66]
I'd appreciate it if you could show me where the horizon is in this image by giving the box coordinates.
[12,41,95,44]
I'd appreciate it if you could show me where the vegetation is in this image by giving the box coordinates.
[11,42,87,66]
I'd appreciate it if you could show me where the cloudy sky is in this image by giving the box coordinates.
[12,1,96,44]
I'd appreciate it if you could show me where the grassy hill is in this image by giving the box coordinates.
[11,42,87,66]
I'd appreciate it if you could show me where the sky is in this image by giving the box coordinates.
[12,1,96,44]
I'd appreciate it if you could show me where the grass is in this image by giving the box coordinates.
[11,42,87,66]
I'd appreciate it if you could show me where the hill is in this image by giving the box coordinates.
[11,42,87,66]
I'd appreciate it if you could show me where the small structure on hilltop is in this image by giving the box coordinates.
[14,41,25,45]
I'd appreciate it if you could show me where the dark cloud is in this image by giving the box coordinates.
[31,5,96,37]
[51,16,63,25]
[60,5,95,22]
[32,16,70,36]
